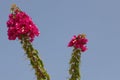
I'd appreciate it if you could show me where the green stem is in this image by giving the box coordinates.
[69,49,81,80]
[21,37,50,80]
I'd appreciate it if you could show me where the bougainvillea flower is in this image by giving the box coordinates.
[7,5,40,42]
[68,35,77,47]
[68,34,88,52]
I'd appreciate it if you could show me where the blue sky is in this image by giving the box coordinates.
[0,0,120,80]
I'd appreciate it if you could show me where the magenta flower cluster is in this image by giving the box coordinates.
[7,10,40,42]
[68,34,88,52]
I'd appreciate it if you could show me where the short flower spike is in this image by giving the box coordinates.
[68,34,88,80]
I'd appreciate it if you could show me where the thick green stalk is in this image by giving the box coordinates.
[69,49,81,80]
[21,37,50,80]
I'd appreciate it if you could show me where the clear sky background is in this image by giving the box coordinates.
[0,0,120,80]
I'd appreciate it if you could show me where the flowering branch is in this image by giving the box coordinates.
[69,49,81,80]
[21,36,50,80]
[68,34,88,80]
[7,4,50,80]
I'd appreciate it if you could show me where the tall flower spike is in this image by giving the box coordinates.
[68,34,88,80]
[7,4,50,80]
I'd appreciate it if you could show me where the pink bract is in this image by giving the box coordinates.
[7,10,40,42]
[68,34,88,52]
